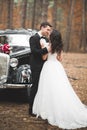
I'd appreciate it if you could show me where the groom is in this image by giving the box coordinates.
[29,22,52,116]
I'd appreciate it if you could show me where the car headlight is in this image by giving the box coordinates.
[10,58,18,68]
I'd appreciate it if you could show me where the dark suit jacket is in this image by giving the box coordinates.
[29,33,48,72]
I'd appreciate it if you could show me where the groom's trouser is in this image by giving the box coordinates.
[29,70,41,109]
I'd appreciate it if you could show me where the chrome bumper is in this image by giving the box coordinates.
[0,83,32,88]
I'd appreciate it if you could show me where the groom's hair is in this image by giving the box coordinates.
[40,22,52,29]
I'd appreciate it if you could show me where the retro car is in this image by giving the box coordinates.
[0,29,35,90]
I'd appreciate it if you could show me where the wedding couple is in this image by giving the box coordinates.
[29,22,87,130]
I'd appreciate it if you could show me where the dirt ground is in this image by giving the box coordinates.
[0,52,87,130]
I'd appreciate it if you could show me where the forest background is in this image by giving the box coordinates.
[0,0,87,52]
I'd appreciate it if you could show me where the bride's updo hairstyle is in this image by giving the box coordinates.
[50,29,63,54]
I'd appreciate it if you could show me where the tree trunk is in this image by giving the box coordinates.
[0,0,3,24]
[21,0,27,28]
[41,0,49,22]
[64,0,75,52]
[81,0,87,52]
[52,0,57,28]
[7,0,13,29]
[32,0,36,29]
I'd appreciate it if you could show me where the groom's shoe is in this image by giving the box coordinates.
[29,107,36,117]
[29,107,32,115]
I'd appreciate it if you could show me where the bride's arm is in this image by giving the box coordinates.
[56,51,63,61]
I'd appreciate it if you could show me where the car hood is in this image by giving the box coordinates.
[10,47,31,58]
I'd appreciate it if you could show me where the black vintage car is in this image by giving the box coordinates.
[0,29,36,90]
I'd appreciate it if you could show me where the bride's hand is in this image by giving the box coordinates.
[46,44,51,52]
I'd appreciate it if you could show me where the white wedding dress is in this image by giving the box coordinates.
[33,53,87,129]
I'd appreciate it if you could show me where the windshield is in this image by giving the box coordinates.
[7,34,31,47]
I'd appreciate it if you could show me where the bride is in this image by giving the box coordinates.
[32,29,87,129]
